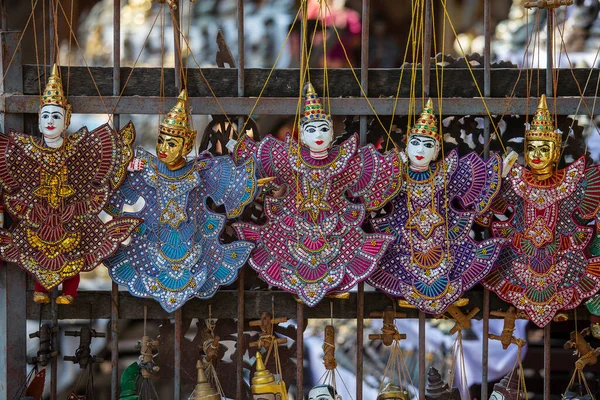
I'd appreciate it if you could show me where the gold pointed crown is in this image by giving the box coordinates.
[251,352,288,400]
[409,99,439,141]
[525,95,562,147]
[159,89,197,142]
[40,64,72,124]
[300,82,332,127]
[189,361,220,400]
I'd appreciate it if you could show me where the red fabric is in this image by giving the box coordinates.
[34,274,80,297]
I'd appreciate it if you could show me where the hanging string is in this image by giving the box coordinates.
[31,0,42,99]
[111,2,164,116]
[439,0,507,154]
[0,0,41,85]
[66,0,73,96]
[55,0,111,118]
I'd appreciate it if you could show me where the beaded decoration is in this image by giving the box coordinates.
[0,122,141,290]
[368,148,505,314]
[233,131,403,307]
[104,149,258,312]
[483,159,600,327]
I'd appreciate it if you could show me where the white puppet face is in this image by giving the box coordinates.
[308,386,341,400]
[301,120,333,153]
[406,134,439,169]
[39,105,67,140]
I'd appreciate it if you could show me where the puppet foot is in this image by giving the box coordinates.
[55,295,74,305]
[33,291,50,304]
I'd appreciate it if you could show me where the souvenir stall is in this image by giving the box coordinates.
[2,0,600,399]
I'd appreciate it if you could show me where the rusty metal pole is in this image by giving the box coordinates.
[172,5,182,400]
[419,0,432,397]
[481,0,492,398]
[236,1,246,398]
[356,1,370,399]
[0,31,26,400]
[111,0,121,398]
[544,8,554,400]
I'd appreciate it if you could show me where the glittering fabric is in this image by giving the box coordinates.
[367,150,504,314]
[104,148,258,312]
[233,133,403,307]
[0,123,141,290]
[484,158,600,327]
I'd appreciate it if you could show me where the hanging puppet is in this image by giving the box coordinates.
[0,64,140,304]
[104,89,258,312]
[367,99,505,314]
[483,95,600,327]
[232,82,403,307]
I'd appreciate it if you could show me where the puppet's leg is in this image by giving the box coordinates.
[33,281,50,304]
[55,274,80,305]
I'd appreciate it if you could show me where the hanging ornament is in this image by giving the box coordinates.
[369,307,411,400]
[367,99,505,314]
[425,367,459,400]
[483,95,600,327]
[63,324,106,398]
[119,362,140,400]
[249,311,289,400]
[104,89,258,312]
[189,360,220,400]
[0,64,140,305]
[489,369,526,400]
[562,327,599,399]
[233,82,404,306]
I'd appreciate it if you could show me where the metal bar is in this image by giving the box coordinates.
[172,4,181,91]
[111,1,121,399]
[544,9,553,400]
[356,1,369,398]
[0,0,7,31]
[0,34,25,389]
[172,5,182,398]
[174,309,182,400]
[358,0,370,147]
[419,0,433,397]
[481,0,492,398]
[544,324,551,400]
[236,273,245,399]
[50,291,58,400]
[48,0,54,65]
[297,302,304,399]
[237,0,244,129]
[356,282,365,400]
[6,94,598,115]
[236,1,245,397]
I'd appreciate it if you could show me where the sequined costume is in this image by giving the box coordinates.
[104,149,257,311]
[233,85,403,307]
[366,101,504,314]
[104,90,258,312]
[484,97,600,327]
[0,122,141,291]
[367,151,503,314]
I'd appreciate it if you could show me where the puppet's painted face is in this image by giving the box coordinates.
[308,386,340,400]
[156,133,190,169]
[253,394,282,400]
[525,139,557,174]
[301,120,333,153]
[39,105,67,140]
[407,134,439,169]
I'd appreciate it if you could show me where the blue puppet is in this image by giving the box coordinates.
[104,90,258,312]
